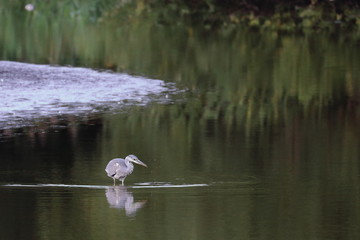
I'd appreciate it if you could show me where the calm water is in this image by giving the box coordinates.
[1,1,360,240]
[1,103,359,240]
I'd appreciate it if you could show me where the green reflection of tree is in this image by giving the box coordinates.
[1,1,359,121]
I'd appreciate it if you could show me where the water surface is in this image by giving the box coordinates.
[0,2,360,240]
[1,105,359,240]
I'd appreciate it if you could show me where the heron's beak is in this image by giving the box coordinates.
[134,159,148,168]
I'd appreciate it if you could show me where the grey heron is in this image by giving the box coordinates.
[105,154,147,186]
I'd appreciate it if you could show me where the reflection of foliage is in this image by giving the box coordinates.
[0,0,359,128]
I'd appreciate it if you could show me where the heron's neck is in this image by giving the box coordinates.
[125,159,134,168]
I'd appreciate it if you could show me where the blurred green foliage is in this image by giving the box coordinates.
[0,0,359,130]
[1,0,359,31]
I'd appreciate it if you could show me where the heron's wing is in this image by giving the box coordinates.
[105,158,126,177]
[115,160,131,178]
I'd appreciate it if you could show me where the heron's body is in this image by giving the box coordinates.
[105,155,147,186]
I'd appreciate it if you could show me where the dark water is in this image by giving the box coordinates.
[1,1,360,240]
[1,103,359,240]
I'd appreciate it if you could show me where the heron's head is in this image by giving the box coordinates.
[126,155,148,167]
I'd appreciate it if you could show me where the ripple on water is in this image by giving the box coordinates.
[1,183,209,189]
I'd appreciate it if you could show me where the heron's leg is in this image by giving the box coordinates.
[121,179,124,186]
[113,178,116,186]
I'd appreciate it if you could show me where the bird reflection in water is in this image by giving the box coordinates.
[105,186,147,217]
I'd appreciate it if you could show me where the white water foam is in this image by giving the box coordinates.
[0,61,180,129]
